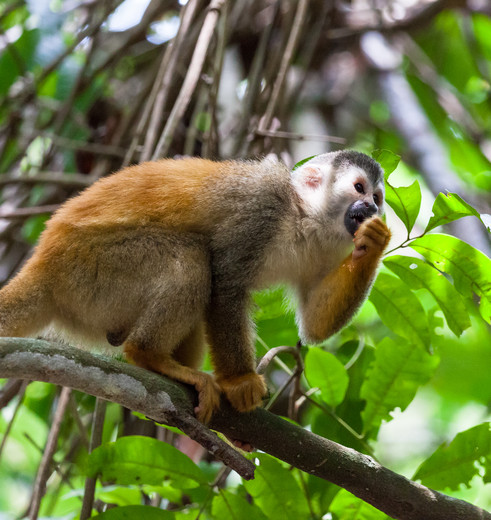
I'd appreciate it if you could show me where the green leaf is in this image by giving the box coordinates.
[95,486,142,506]
[243,455,309,520]
[330,489,387,519]
[38,70,59,98]
[425,192,484,232]
[464,76,490,104]
[304,348,349,408]
[411,234,491,324]
[369,273,431,349]
[212,490,268,520]
[142,483,183,503]
[92,505,175,519]
[384,256,471,337]
[256,314,299,350]
[385,180,422,234]
[21,215,50,245]
[0,29,40,96]
[372,141,420,234]
[131,412,183,434]
[371,149,400,178]
[195,111,211,132]
[86,436,207,487]
[253,286,290,321]
[413,422,491,490]
[369,100,390,124]
[361,338,439,435]
[292,155,318,171]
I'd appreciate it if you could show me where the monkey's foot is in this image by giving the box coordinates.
[194,374,221,424]
[217,372,267,412]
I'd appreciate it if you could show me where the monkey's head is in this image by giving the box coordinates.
[291,150,385,238]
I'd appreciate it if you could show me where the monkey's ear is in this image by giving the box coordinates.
[292,165,323,189]
[291,164,327,212]
[302,166,323,188]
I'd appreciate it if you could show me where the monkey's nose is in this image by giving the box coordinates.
[365,202,377,216]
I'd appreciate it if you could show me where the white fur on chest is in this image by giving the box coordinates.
[253,219,352,290]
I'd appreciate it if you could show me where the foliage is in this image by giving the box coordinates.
[0,1,490,519]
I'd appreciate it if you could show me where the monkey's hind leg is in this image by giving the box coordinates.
[121,236,220,423]
[124,328,220,424]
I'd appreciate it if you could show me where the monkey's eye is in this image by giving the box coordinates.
[354,183,364,194]
[373,193,379,205]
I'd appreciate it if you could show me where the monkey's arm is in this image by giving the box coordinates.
[299,217,391,343]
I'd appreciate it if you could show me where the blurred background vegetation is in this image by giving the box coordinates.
[0,0,490,518]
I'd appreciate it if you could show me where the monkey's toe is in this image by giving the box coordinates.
[218,372,267,413]
[231,439,254,452]
[194,375,221,423]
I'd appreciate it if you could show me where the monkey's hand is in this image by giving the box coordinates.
[217,372,267,413]
[352,216,391,260]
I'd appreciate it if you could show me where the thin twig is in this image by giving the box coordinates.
[202,0,228,158]
[301,391,374,454]
[0,380,28,459]
[256,128,346,144]
[325,0,466,40]
[39,132,128,158]
[256,345,303,375]
[124,46,172,166]
[152,0,228,159]
[140,0,203,162]
[258,345,304,413]
[0,204,60,219]
[28,386,72,520]
[2,1,123,109]
[0,172,92,189]
[67,393,90,450]
[184,84,209,156]
[80,398,107,520]
[0,378,26,409]
[264,370,297,411]
[258,0,310,132]
[232,1,280,157]
[256,336,292,374]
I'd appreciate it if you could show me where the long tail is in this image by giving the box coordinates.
[0,265,51,338]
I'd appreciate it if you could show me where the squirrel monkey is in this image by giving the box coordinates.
[0,151,390,422]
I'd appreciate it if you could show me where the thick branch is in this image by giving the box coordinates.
[0,338,254,481]
[0,339,489,520]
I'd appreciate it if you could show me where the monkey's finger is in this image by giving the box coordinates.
[366,220,390,239]
[357,222,390,245]
[360,217,388,234]
[358,228,388,247]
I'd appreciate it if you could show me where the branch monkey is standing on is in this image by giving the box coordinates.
[0,151,391,422]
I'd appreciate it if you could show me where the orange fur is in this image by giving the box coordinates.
[49,158,228,232]
[299,216,391,342]
[124,341,221,423]
[0,153,389,424]
[216,373,268,412]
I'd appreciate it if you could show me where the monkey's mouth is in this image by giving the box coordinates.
[345,212,367,236]
[344,201,376,236]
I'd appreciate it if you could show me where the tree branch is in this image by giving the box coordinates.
[152,0,227,159]
[0,338,489,520]
[0,338,255,481]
